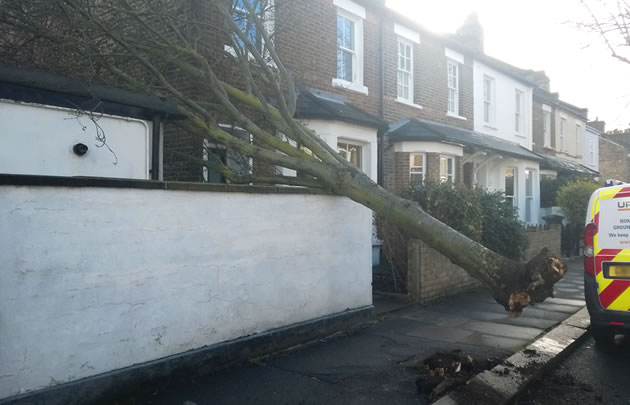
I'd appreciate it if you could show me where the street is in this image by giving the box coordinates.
[517,335,630,404]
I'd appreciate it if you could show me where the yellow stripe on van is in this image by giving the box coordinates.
[609,288,630,311]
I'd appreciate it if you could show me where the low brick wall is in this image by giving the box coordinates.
[407,240,481,304]
[407,225,562,304]
[525,224,562,260]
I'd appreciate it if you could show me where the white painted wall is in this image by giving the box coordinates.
[393,141,463,157]
[474,156,540,224]
[473,61,533,150]
[585,126,600,172]
[0,186,372,399]
[554,112,585,163]
[0,100,152,179]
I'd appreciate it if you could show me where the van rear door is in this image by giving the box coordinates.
[591,186,630,312]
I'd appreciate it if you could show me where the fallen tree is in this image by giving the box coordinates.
[0,0,566,315]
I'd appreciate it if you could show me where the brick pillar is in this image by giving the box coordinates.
[456,156,464,185]
[394,152,411,193]
[426,153,440,184]
[463,162,474,188]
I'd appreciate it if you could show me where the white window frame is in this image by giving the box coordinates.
[203,124,253,183]
[332,3,368,95]
[409,152,426,185]
[525,168,535,223]
[515,89,523,135]
[542,104,552,148]
[439,155,456,183]
[447,60,459,116]
[396,38,414,104]
[575,122,582,156]
[483,75,495,126]
[589,138,595,165]
[560,116,567,152]
[337,140,363,170]
[505,167,517,208]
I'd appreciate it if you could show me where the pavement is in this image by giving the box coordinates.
[111,257,585,405]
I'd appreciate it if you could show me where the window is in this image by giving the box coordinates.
[543,106,551,148]
[560,117,566,152]
[397,39,413,103]
[515,90,523,134]
[337,141,362,169]
[333,1,366,94]
[447,60,459,115]
[483,75,495,125]
[336,14,355,82]
[440,156,455,183]
[589,138,595,165]
[203,125,252,183]
[409,153,425,185]
[525,169,534,223]
[230,0,273,57]
[505,168,516,207]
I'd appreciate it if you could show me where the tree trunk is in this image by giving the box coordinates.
[320,167,566,316]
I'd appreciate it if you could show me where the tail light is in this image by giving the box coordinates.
[584,222,597,276]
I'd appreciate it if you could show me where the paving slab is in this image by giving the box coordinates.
[406,325,476,343]
[460,320,544,340]
[435,308,590,405]
[458,332,530,350]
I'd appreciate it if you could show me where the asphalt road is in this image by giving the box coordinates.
[517,334,630,404]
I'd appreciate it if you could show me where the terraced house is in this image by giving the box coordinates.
[215,0,548,225]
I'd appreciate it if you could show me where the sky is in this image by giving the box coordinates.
[386,0,630,131]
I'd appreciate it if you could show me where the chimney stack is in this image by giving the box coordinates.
[456,13,484,53]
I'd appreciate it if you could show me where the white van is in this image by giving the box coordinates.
[584,184,630,344]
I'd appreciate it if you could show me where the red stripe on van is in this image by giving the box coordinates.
[614,187,630,198]
[594,212,599,226]
[595,253,622,275]
[599,280,630,308]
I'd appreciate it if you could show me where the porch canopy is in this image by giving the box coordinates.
[388,117,542,162]
[537,153,599,177]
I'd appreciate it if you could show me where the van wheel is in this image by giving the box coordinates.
[591,325,615,347]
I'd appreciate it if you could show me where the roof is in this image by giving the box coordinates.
[602,132,630,149]
[295,89,386,129]
[0,65,185,120]
[388,118,542,161]
[468,53,538,87]
[533,87,588,120]
[538,153,598,175]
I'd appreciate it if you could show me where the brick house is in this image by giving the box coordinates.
[528,72,598,181]
[259,0,545,224]
[599,127,630,182]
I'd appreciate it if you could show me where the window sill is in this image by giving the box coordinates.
[483,123,498,131]
[515,133,527,139]
[224,45,276,68]
[332,78,369,95]
[446,112,467,121]
[396,98,422,109]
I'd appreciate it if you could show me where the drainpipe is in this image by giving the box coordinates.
[377,13,385,187]
[151,115,161,181]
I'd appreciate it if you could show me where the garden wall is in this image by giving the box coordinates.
[407,225,562,304]
[0,176,373,400]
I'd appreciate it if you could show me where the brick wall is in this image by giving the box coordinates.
[599,137,630,182]
[407,239,480,304]
[407,225,561,304]
[381,23,474,128]
[525,225,561,260]
[393,152,410,193]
